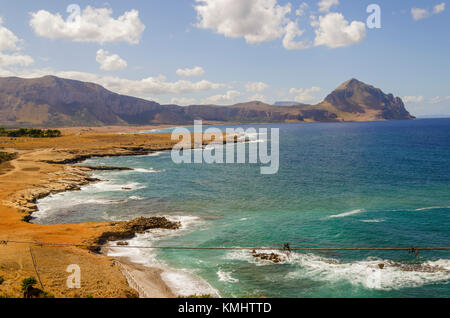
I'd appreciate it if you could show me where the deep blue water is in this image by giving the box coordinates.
[35,119,450,297]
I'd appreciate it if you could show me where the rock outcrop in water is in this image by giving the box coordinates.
[91,217,181,252]
[252,250,285,264]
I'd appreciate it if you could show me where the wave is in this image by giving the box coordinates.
[133,168,166,173]
[284,254,450,291]
[34,196,126,220]
[328,209,364,218]
[87,181,146,192]
[106,215,219,297]
[361,219,386,223]
[129,196,145,201]
[161,271,220,297]
[217,270,239,283]
[227,249,450,290]
[226,249,289,266]
[415,206,450,211]
[146,151,164,157]
[34,180,146,221]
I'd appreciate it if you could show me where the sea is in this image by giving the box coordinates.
[33,119,450,298]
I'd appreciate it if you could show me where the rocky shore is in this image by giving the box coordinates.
[0,128,240,298]
[0,129,192,298]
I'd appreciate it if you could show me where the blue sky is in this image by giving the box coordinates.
[0,0,448,116]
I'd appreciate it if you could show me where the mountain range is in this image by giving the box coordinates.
[0,76,415,127]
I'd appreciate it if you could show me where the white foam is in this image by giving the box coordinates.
[87,181,146,192]
[35,195,125,220]
[415,206,450,211]
[226,249,289,266]
[161,271,220,297]
[217,270,239,283]
[106,215,218,296]
[146,151,164,157]
[285,254,450,291]
[361,219,386,223]
[226,249,450,290]
[133,168,165,173]
[328,209,364,218]
[129,196,145,200]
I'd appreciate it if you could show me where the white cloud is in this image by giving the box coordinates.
[403,96,424,103]
[29,6,145,44]
[313,13,366,48]
[433,2,446,14]
[249,93,268,102]
[194,0,367,50]
[296,3,309,16]
[0,17,22,51]
[170,97,197,106]
[176,66,205,77]
[411,3,445,21]
[2,68,224,100]
[0,53,34,67]
[411,8,430,21]
[245,81,269,92]
[194,0,291,44]
[202,90,241,104]
[283,21,311,50]
[96,49,127,71]
[0,18,34,67]
[318,0,339,13]
[430,96,450,104]
[289,86,321,103]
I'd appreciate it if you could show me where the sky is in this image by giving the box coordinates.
[0,0,449,116]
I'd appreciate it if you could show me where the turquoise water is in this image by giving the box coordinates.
[35,119,450,297]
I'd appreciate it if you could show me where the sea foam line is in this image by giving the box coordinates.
[328,209,365,218]
[107,215,220,297]
[415,206,450,211]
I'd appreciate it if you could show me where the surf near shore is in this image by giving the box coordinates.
[0,126,227,298]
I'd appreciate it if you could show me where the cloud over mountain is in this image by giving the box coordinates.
[96,49,127,71]
[313,13,366,48]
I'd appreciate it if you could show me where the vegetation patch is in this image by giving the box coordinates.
[0,128,61,138]
[0,152,16,164]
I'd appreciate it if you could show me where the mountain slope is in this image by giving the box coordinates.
[0,76,414,127]
[314,78,415,121]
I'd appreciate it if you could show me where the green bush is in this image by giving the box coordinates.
[0,276,4,285]
[0,152,16,164]
[21,277,37,291]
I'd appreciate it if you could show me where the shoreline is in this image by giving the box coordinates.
[0,129,184,297]
[0,127,231,298]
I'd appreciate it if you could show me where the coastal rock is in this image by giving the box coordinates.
[4,166,100,220]
[91,217,181,252]
[252,250,285,264]
[386,261,448,273]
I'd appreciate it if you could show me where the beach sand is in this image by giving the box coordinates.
[0,126,209,298]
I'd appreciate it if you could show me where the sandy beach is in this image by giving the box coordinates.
[0,126,221,298]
